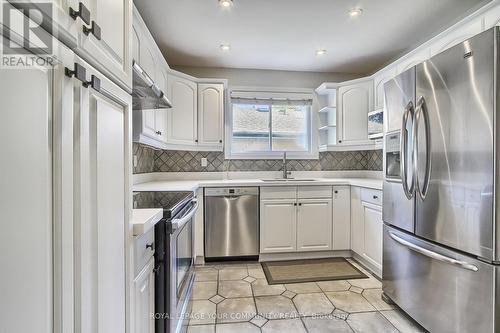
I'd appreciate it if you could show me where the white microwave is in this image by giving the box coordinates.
[368,110,383,139]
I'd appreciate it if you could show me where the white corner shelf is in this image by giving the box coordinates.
[315,82,339,95]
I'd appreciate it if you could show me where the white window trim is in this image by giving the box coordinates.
[225,86,319,160]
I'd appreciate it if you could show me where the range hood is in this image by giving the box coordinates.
[132,60,172,110]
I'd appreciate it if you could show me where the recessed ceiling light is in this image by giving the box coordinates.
[348,8,363,17]
[316,49,327,56]
[219,0,233,8]
[220,44,231,51]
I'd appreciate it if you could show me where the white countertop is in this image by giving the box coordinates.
[132,208,163,236]
[132,177,382,192]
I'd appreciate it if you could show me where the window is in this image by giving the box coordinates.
[228,90,314,158]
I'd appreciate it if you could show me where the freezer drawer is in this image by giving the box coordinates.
[383,225,497,333]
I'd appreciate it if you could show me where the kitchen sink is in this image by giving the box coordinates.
[260,178,317,182]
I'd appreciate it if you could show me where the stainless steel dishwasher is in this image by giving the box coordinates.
[204,187,259,260]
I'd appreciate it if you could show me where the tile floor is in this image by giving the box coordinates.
[187,259,427,333]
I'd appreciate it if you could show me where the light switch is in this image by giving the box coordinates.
[201,158,208,167]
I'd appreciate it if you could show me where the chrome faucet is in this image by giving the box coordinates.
[282,152,291,179]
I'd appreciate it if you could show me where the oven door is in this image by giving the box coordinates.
[167,199,198,333]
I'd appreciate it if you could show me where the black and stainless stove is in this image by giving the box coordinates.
[134,190,198,333]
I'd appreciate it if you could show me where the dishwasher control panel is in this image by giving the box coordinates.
[204,187,260,196]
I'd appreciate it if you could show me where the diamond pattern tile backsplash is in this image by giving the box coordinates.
[132,143,383,174]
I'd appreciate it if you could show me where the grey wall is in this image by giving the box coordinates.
[133,143,382,174]
[172,66,360,89]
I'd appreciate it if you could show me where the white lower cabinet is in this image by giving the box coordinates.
[351,187,383,272]
[260,199,297,253]
[297,199,333,251]
[260,186,333,254]
[332,186,351,250]
[134,258,155,333]
[362,203,383,269]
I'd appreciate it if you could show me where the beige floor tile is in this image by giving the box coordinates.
[195,270,218,282]
[189,300,216,325]
[217,297,256,324]
[380,310,427,333]
[187,325,215,333]
[302,316,354,333]
[317,280,351,292]
[292,293,334,316]
[192,281,218,300]
[347,277,382,289]
[218,280,253,298]
[362,289,394,311]
[251,279,286,296]
[255,295,299,320]
[284,282,322,294]
[261,318,307,333]
[248,268,266,279]
[215,322,260,333]
[219,268,249,281]
[347,312,399,333]
[325,291,376,313]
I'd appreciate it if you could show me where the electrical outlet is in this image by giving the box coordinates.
[201,158,208,167]
[133,155,138,168]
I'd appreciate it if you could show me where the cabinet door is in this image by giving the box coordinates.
[363,203,383,270]
[79,0,132,89]
[0,36,75,333]
[338,80,373,145]
[74,59,131,333]
[373,68,397,111]
[260,200,297,253]
[134,259,155,333]
[332,186,351,250]
[350,187,364,256]
[154,69,169,143]
[198,83,224,149]
[297,199,332,252]
[167,75,198,145]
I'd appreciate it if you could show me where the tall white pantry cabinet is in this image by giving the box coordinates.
[0,3,132,333]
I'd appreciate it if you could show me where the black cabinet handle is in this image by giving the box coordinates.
[65,63,86,83]
[83,74,101,92]
[294,203,297,206]
[146,242,154,250]
[69,2,91,25]
[83,21,101,40]
[298,203,302,206]
[156,131,162,135]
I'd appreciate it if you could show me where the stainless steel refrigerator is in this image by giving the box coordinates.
[382,27,499,333]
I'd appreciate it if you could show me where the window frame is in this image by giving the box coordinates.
[225,87,319,160]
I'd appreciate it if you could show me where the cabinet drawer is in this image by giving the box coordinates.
[361,188,383,206]
[134,228,155,276]
[297,186,332,199]
[260,186,296,199]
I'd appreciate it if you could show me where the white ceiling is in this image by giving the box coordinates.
[134,0,489,74]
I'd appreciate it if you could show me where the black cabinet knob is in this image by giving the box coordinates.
[334,190,338,194]
[219,139,223,143]
[69,2,91,25]
[65,63,86,83]
[83,21,101,40]
[146,242,154,250]
[195,139,198,143]
[373,195,378,199]
[83,74,101,92]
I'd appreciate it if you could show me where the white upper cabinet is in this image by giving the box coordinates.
[198,83,224,150]
[373,68,397,112]
[78,0,133,90]
[337,79,373,145]
[167,74,198,146]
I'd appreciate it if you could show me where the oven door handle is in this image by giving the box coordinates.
[170,199,199,231]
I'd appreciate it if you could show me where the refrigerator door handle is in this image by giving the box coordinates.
[400,101,414,199]
[389,232,479,272]
[414,96,432,199]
